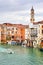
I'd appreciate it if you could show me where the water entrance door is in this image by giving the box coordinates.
[40,40,43,48]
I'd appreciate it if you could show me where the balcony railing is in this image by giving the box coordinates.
[31,33,37,37]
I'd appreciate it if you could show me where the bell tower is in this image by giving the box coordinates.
[30,6,35,23]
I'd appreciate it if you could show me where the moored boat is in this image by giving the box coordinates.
[39,42,43,51]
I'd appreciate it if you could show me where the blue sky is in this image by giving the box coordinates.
[0,0,43,24]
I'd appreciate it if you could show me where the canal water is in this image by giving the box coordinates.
[0,45,43,65]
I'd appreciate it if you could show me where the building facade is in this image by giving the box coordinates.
[29,7,43,48]
[0,7,43,48]
[0,23,29,44]
[33,21,43,47]
[0,24,1,43]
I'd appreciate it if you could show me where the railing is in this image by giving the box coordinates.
[31,34,37,37]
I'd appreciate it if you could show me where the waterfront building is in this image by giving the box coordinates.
[0,6,43,48]
[1,24,7,43]
[29,7,43,48]
[30,27,37,47]
[0,24,1,43]
[33,21,43,47]
[0,23,29,44]
[29,6,37,47]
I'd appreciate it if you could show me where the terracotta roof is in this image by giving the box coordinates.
[3,23,13,26]
[24,25,29,28]
[2,23,29,28]
[13,24,22,27]
[33,20,43,25]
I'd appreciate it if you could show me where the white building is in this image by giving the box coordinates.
[33,21,43,46]
[25,25,30,41]
[0,25,1,43]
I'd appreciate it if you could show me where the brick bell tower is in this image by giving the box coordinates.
[30,6,35,23]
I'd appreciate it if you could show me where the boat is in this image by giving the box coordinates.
[40,48,43,51]
[7,49,14,54]
[39,43,43,51]
[22,44,26,47]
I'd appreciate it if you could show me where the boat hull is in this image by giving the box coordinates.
[40,48,43,51]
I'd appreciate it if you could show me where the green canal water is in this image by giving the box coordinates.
[0,45,43,65]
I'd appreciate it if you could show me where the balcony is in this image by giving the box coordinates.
[31,33,37,37]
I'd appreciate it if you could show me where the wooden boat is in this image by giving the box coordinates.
[39,42,43,51]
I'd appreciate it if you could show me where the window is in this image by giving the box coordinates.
[12,31,14,34]
[12,36,14,38]
[16,28,18,30]
[41,40,43,42]
[42,30,43,34]
[21,36,22,38]
[7,32,10,34]
[42,25,43,28]
[15,31,17,34]
[12,28,14,30]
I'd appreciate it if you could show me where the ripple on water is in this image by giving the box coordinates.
[0,46,43,65]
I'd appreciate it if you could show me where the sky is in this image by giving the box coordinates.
[0,0,43,25]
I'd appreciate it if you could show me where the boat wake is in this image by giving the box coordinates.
[0,47,14,54]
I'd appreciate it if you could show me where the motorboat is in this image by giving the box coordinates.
[6,49,14,54]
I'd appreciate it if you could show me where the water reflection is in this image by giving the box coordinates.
[0,46,43,65]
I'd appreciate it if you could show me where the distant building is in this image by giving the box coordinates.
[30,6,35,23]
[0,23,29,44]
[33,21,43,46]
[0,6,43,48]
[30,28,37,47]
[0,24,1,43]
[29,7,43,47]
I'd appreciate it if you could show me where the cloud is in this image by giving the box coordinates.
[0,0,43,24]
[0,0,43,12]
[0,10,30,24]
